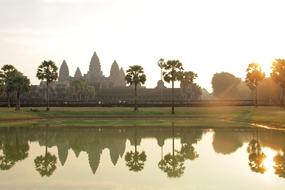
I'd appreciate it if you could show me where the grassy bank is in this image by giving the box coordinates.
[0,106,284,128]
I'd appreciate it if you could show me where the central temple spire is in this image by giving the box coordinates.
[86,51,104,86]
[89,51,103,78]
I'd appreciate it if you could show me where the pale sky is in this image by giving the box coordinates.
[1,0,285,92]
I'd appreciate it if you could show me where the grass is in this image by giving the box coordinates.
[0,106,284,128]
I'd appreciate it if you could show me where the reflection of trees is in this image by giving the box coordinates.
[125,126,147,172]
[158,123,185,178]
[0,156,15,170]
[179,144,199,161]
[158,153,185,178]
[213,129,243,155]
[125,151,146,172]
[274,150,285,178]
[34,152,57,177]
[34,126,57,177]
[247,139,266,174]
[0,130,29,171]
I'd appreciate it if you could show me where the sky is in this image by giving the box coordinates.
[1,0,285,92]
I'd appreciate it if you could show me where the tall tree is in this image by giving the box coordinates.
[125,65,146,111]
[245,63,265,106]
[211,72,241,99]
[8,71,30,110]
[180,71,198,90]
[36,61,58,111]
[0,65,17,107]
[69,79,96,101]
[162,60,184,114]
[0,71,4,94]
[271,59,285,106]
[157,58,165,81]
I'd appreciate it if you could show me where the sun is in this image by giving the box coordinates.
[256,61,272,77]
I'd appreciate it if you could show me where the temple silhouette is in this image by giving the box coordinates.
[26,51,202,104]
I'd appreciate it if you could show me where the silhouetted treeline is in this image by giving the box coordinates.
[211,72,282,105]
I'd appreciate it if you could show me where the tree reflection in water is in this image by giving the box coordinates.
[3,126,285,179]
[34,152,57,177]
[158,123,186,178]
[158,153,185,178]
[247,139,266,174]
[274,150,285,178]
[180,144,199,161]
[125,126,147,172]
[34,126,57,177]
[0,130,29,171]
[0,155,15,171]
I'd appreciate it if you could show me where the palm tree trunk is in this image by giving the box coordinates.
[255,87,258,107]
[16,91,20,111]
[46,82,50,111]
[171,80,174,114]
[134,83,138,111]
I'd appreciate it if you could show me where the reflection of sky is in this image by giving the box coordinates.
[0,132,285,190]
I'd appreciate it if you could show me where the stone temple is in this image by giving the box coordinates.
[24,51,202,105]
[57,52,126,89]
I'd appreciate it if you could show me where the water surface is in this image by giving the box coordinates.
[0,125,285,190]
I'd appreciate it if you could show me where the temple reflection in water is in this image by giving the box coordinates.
[0,125,285,179]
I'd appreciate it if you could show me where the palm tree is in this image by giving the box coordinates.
[162,60,184,114]
[180,71,198,90]
[245,63,265,107]
[69,79,86,101]
[157,58,165,81]
[125,65,146,111]
[36,60,58,111]
[69,79,96,101]
[271,59,285,107]
[125,126,147,172]
[8,71,30,111]
[0,65,17,107]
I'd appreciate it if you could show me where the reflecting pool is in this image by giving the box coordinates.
[0,125,285,190]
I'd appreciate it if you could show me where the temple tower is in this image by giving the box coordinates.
[119,67,126,87]
[58,60,70,83]
[109,60,120,87]
[74,67,82,79]
[86,52,104,83]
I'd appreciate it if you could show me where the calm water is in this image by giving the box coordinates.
[0,125,285,190]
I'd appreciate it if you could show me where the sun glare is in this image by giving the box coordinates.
[262,148,277,176]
